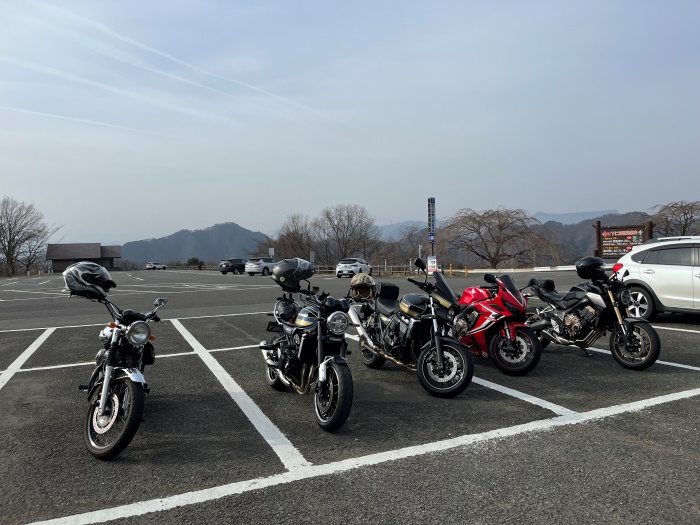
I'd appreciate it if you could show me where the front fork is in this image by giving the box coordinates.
[607,289,630,344]
[98,329,121,415]
[430,298,445,368]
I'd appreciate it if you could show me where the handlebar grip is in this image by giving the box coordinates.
[407,278,420,285]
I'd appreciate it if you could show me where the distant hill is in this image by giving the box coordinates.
[121,223,267,263]
[533,210,618,225]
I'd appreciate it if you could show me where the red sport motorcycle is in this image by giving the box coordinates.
[453,273,542,375]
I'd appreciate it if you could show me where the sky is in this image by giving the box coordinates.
[1,0,698,245]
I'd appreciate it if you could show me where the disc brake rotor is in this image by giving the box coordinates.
[92,393,119,434]
[427,352,458,383]
[498,337,527,364]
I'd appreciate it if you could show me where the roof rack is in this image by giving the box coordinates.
[643,236,700,244]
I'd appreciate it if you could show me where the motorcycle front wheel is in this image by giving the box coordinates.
[489,326,542,376]
[416,342,474,398]
[314,362,353,432]
[609,322,661,371]
[84,378,145,460]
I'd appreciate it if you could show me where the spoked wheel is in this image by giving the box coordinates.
[416,342,474,398]
[314,362,353,432]
[265,365,287,391]
[84,378,144,460]
[609,322,660,370]
[525,307,550,349]
[489,326,542,376]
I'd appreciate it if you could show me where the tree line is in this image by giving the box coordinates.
[3,196,700,276]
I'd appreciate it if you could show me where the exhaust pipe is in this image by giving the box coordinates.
[259,342,278,367]
[348,306,380,354]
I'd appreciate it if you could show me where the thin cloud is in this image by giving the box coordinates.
[0,106,179,138]
[29,0,319,115]
[0,55,237,127]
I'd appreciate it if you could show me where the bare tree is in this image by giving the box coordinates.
[315,204,382,263]
[651,201,700,237]
[0,196,61,276]
[442,208,545,269]
[274,213,316,259]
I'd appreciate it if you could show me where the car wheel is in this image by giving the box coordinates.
[628,286,657,321]
[262,267,270,276]
[221,271,227,275]
[248,273,255,276]
[233,268,240,275]
[369,268,373,276]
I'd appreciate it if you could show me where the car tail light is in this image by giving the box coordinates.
[612,263,623,274]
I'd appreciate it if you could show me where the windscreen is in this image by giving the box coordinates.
[432,271,459,307]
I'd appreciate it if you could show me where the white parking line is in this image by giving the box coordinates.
[471,377,577,415]
[27,385,700,525]
[0,328,55,391]
[588,347,700,371]
[170,319,311,471]
[655,326,700,335]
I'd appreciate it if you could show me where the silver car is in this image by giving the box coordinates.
[614,236,700,320]
[245,257,278,276]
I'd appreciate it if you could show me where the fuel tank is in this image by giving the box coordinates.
[399,293,429,318]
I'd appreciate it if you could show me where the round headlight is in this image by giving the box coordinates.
[618,288,632,306]
[126,321,151,346]
[327,311,350,335]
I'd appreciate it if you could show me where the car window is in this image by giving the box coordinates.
[631,250,648,263]
[339,259,357,264]
[655,247,693,266]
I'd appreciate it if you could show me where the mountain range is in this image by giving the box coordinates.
[120,210,648,264]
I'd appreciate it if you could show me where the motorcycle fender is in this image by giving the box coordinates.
[318,356,348,382]
[436,335,464,348]
[86,368,146,401]
[622,317,650,330]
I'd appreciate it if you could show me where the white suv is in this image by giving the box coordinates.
[614,236,700,320]
[336,258,372,278]
[145,262,167,270]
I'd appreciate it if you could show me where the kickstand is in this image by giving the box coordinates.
[579,347,591,357]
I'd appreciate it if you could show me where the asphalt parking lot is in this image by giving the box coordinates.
[1,269,699,525]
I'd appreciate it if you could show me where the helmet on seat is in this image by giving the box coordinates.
[271,258,314,292]
[349,273,376,299]
[62,261,117,299]
[576,256,607,280]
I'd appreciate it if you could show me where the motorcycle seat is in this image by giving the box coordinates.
[376,297,400,316]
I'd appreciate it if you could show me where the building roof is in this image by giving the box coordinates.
[46,243,122,260]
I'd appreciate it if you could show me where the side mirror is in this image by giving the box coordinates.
[414,258,426,271]
[154,298,167,308]
[484,273,497,284]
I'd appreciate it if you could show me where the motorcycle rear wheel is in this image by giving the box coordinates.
[416,342,474,398]
[265,366,287,391]
[314,362,353,432]
[84,378,144,460]
[360,340,386,369]
[525,307,550,349]
[489,326,542,376]
[609,322,660,370]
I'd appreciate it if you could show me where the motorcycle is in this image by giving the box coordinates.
[348,258,474,398]
[260,258,353,432]
[525,256,661,370]
[453,273,542,375]
[63,261,166,460]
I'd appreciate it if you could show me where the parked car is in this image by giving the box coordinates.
[613,236,700,320]
[145,262,167,270]
[245,257,278,276]
[219,258,246,275]
[336,257,372,278]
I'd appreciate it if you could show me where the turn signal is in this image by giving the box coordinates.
[612,263,623,274]
[149,335,156,341]
[109,322,117,329]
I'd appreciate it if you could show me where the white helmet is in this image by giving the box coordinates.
[63,262,116,299]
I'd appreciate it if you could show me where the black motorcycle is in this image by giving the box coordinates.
[525,256,660,370]
[348,258,474,397]
[260,258,353,432]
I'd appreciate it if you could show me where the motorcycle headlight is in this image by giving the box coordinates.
[327,311,350,335]
[618,288,632,306]
[126,321,151,346]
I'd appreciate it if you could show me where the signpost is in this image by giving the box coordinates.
[594,221,653,258]
[427,197,436,255]
[427,255,438,274]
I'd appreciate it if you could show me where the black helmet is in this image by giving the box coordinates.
[576,256,607,280]
[271,258,314,292]
[62,261,117,299]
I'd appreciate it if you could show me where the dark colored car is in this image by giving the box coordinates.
[219,258,246,275]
